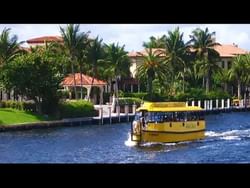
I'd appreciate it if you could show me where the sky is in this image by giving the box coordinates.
[0,24,250,52]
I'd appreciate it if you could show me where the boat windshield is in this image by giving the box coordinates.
[134,112,142,121]
[135,110,148,121]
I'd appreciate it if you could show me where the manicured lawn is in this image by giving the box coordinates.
[0,108,46,126]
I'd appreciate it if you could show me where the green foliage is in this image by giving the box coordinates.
[0,27,25,66]
[0,46,64,114]
[117,97,143,106]
[174,88,230,101]
[206,90,230,100]
[143,35,167,48]
[118,90,124,97]
[58,100,97,118]
[121,92,147,99]
[144,93,166,102]
[0,100,36,112]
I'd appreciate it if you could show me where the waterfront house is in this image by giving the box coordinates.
[127,44,249,94]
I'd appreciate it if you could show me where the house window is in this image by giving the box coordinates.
[228,61,231,69]
[221,61,225,68]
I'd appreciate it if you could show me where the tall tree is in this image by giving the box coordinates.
[136,47,169,100]
[86,36,104,101]
[0,27,24,66]
[189,27,221,93]
[60,24,87,99]
[0,27,25,100]
[228,54,250,99]
[164,27,188,93]
[76,33,90,99]
[0,45,64,114]
[143,35,167,48]
[104,43,131,101]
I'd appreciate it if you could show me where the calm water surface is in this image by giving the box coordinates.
[1,112,250,163]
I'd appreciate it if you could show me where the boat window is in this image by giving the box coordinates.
[197,111,205,120]
[177,112,185,121]
[144,112,165,122]
[163,112,173,122]
[143,111,205,122]
[186,112,196,121]
[186,111,204,121]
[142,111,205,122]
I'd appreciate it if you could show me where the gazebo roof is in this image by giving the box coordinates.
[62,73,107,86]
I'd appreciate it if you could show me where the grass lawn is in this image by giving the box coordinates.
[0,108,46,126]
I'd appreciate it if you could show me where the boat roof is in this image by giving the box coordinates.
[136,102,203,112]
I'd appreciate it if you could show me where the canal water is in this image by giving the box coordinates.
[1,112,250,163]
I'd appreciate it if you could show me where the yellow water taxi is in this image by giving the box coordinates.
[131,102,205,144]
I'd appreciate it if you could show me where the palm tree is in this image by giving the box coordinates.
[60,24,87,99]
[228,54,250,99]
[164,27,188,93]
[0,27,24,66]
[189,27,221,93]
[136,47,169,100]
[0,27,24,100]
[76,33,90,99]
[143,35,167,48]
[104,43,131,101]
[86,36,104,101]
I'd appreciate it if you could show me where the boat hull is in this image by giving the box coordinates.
[140,130,205,143]
[131,121,206,143]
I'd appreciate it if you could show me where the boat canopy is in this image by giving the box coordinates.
[136,102,203,112]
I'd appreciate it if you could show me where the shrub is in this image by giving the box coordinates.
[0,100,36,112]
[117,97,143,106]
[144,93,166,102]
[22,101,36,112]
[122,92,147,99]
[206,90,231,100]
[58,100,97,118]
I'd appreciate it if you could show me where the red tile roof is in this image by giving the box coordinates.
[129,45,249,58]
[214,44,248,57]
[128,48,165,57]
[27,36,63,44]
[62,73,107,86]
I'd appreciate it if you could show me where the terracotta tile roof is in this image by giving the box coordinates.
[214,44,248,57]
[62,73,107,86]
[27,36,63,44]
[128,48,165,57]
[129,45,248,58]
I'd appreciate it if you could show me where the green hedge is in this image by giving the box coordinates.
[0,100,36,112]
[121,92,148,99]
[117,97,143,106]
[58,100,97,118]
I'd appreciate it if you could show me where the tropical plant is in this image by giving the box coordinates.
[228,54,250,99]
[143,35,167,48]
[104,43,131,101]
[86,36,105,101]
[189,27,221,93]
[163,27,188,92]
[0,27,25,66]
[0,27,26,101]
[136,47,169,100]
[60,24,88,99]
[0,46,64,114]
